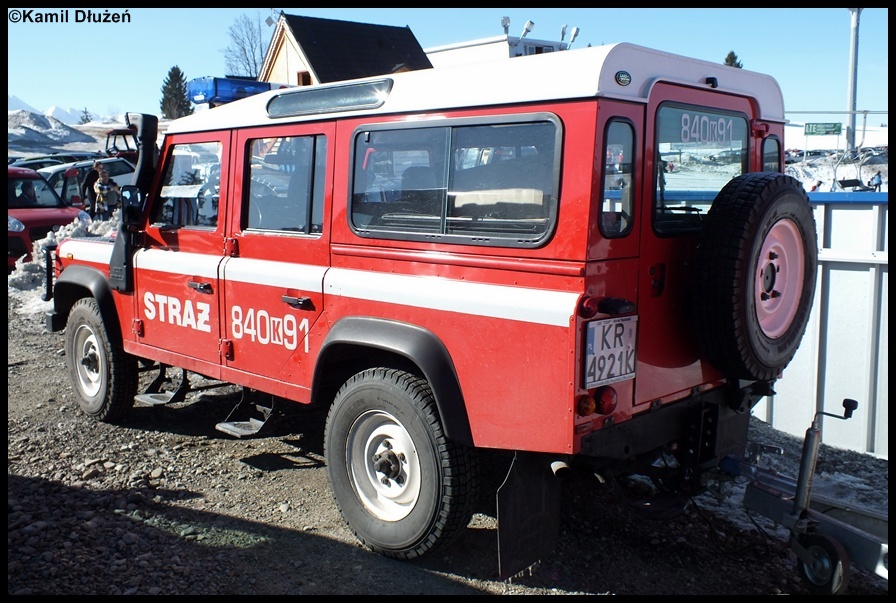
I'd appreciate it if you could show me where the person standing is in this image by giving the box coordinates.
[93,170,120,221]
[81,160,103,217]
[870,171,882,192]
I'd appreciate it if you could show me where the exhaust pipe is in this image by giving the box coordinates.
[550,460,571,478]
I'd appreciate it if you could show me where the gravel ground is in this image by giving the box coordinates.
[7,289,889,595]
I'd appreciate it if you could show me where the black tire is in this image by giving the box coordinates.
[324,368,477,560]
[64,297,137,421]
[693,173,818,381]
[795,533,850,595]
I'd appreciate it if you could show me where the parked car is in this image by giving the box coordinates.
[38,156,136,196]
[7,166,90,272]
[24,151,106,165]
[708,149,743,163]
[10,157,65,171]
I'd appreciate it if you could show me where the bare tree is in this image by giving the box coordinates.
[223,12,267,78]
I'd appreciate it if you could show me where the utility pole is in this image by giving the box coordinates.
[845,8,862,151]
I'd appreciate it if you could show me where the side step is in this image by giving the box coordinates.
[215,388,277,438]
[134,364,228,406]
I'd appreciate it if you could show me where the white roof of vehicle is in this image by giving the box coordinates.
[166,42,785,135]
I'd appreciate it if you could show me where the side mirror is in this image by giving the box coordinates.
[119,185,143,225]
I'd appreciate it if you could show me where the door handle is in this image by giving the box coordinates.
[282,295,313,310]
[188,281,213,294]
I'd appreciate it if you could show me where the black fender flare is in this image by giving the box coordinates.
[315,316,473,446]
[49,264,126,345]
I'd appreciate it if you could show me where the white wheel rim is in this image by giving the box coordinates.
[73,324,103,397]
[346,409,422,521]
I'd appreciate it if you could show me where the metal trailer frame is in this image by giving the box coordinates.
[742,399,888,594]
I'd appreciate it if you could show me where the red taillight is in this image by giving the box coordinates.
[596,386,618,415]
[576,386,618,417]
[578,295,600,319]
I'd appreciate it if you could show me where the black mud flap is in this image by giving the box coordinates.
[496,452,562,579]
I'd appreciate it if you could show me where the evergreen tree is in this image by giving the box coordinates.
[724,51,743,69]
[159,66,193,119]
[78,107,92,125]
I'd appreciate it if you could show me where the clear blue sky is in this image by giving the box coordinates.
[7,8,889,128]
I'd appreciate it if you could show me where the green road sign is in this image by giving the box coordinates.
[804,122,842,135]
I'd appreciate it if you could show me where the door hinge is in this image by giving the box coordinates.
[132,318,144,337]
[219,339,234,361]
[224,237,239,257]
[751,119,770,138]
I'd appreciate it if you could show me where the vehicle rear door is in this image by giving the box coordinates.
[634,83,755,405]
[583,100,643,414]
[219,123,334,397]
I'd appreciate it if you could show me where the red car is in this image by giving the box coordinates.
[8,165,90,272]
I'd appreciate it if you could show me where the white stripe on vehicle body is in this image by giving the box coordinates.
[57,239,116,265]
[224,257,328,290]
[59,244,578,328]
[133,249,220,278]
[325,268,578,327]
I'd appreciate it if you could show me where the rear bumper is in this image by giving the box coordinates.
[578,382,763,468]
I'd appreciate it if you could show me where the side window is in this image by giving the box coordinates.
[350,119,558,247]
[600,120,635,237]
[151,142,221,229]
[104,160,132,179]
[763,136,782,172]
[654,104,749,235]
[45,171,63,192]
[245,135,326,234]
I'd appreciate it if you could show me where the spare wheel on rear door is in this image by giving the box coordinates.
[692,173,818,382]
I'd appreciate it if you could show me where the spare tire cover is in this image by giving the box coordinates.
[692,173,818,382]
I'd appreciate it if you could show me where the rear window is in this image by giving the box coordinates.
[654,104,749,235]
[350,116,560,248]
[103,160,134,180]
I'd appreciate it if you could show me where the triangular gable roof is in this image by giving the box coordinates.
[281,14,432,84]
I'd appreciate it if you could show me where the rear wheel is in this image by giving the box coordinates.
[324,368,477,559]
[65,297,137,421]
[693,173,818,381]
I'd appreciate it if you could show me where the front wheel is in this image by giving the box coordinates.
[64,297,137,421]
[324,368,477,559]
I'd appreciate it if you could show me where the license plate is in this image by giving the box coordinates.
[584,316,637,388]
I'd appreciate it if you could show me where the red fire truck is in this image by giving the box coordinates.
[43,43,817,578]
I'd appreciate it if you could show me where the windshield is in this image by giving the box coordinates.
[8,175,67,209]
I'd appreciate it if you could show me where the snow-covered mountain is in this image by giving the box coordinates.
[7,109,98,145]
[44,106,91,125]
[9,95,97,125]
[8,95,40,115]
